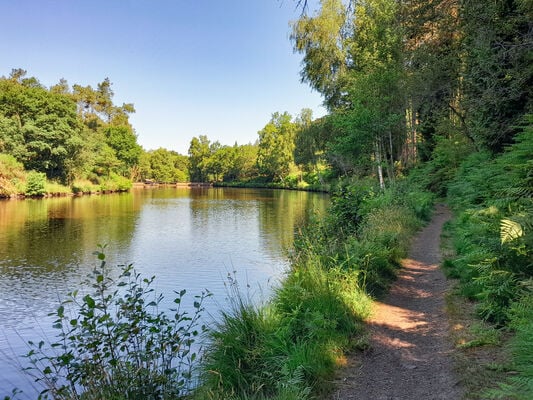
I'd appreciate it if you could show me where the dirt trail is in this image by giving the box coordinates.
[332,204,463,399]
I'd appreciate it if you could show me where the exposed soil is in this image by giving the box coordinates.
[331,204,463,400]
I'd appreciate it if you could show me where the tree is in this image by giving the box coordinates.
[0,76,83,181]
[460,0,532,151]
[188,135,211,182]
[257,112,297,181]
[291,0,348,108]
[292,0,406,185]
[104,126,142,176]
[139,148,188,183]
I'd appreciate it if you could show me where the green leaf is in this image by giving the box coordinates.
[84,295,96,309]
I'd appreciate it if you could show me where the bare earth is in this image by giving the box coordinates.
[332,204,463,400]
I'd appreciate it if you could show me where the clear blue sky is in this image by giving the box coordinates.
[0,0,324,154]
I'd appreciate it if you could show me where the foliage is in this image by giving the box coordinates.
[0,70,142,185]
[487,292,533,399]
[24,171,46,197]
[140,148,189,183]
[0,153,25,196]
[104,126,142,175]
[0,73,83,181]
[445,117,533,326]
[188,135,212,182]
[25,248,209,399]
[198,177,431,398]
[257,112,298,182]
[98,173,133,192]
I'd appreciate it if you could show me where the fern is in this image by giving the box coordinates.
[501,218,524,244]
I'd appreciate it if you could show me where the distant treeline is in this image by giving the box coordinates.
[0,69,333,196]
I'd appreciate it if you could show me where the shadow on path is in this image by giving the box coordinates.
[332,204,463,400]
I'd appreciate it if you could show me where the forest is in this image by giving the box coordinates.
[1,0,532,399]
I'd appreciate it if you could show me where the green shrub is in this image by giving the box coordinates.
[488,292,533,399]
[25,248,209,399]
[98,173,132,192]
[0,154,25,197]
[71,179,99,194]
[25,171,46,197]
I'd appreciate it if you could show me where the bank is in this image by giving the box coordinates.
[192,177,435,399]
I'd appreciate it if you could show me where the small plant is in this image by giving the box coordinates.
[24,247,210,399]
[25,171,47,197]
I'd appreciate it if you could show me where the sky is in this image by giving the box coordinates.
[0,0,325,154]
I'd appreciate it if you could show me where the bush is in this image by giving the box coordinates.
[98,173,132,192]
[71,179,100,194]
[25,248,209,399]
[25,171,46,197]
[0,154,26,196]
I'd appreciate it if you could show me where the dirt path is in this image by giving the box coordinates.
[332,204,463,399]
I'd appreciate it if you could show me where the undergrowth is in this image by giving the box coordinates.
[441,115,533,398]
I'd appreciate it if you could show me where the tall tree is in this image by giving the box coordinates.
[104,125,142,177]
[257,112,297,181]
[293,0,406,184]
[460,0,532,151]
[0,74,83,180]
[188,135,211,181]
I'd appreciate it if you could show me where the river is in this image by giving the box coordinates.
[0,187,328,397]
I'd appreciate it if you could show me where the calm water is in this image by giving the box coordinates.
[0,187,328,396]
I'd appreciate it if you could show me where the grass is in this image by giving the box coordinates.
[195,179,431,399]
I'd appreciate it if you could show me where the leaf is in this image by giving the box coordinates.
[501,218,524,244]
[84,295,96,309]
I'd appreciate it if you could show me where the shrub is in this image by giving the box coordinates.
[0,154,25,196]
[25,248,209,399]
[71,179,100,194]
[98,173,132,192]
[25,171,46,197]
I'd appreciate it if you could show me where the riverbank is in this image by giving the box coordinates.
[213,180,330,193]
[193,178,435,399]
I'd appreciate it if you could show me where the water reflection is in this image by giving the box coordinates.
[0,188,328,396]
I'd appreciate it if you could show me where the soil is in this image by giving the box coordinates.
[331,204,463,400]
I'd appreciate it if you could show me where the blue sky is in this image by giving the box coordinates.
[0,0,325,154]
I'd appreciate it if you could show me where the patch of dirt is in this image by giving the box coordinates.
[331,204,463,399]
